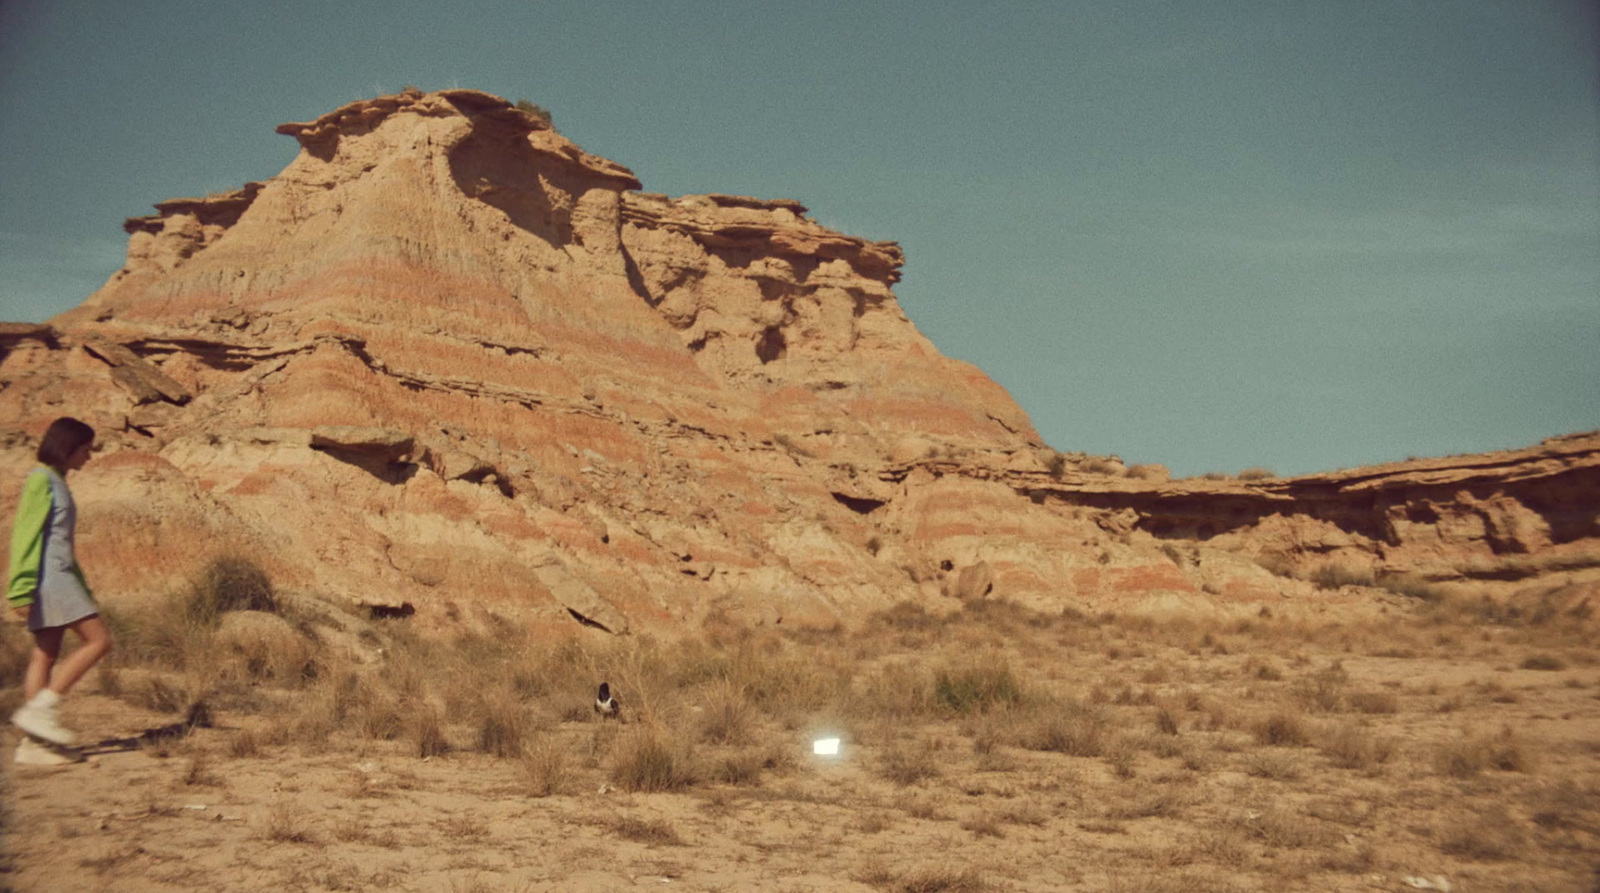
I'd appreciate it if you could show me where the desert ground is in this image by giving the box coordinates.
[2,563,1598,893]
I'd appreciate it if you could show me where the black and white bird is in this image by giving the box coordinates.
[594,682,620,719]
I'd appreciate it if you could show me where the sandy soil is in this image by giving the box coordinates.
[4,598,1599,893]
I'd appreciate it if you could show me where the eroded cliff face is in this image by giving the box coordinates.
[3,89,1596,635]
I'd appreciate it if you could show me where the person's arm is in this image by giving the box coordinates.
[7,472,51,614]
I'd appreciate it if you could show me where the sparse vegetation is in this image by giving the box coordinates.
[6,566,1597,891]
[1080,456,1122,475]
[932,656,1024,714]
[1521,653,1566,671]
[186,555,279,623]
[513,98,553,128]
[611,725,697,792]
[1046,451,1068,479]
[610,815,683,846]
[1309,560,1376,590]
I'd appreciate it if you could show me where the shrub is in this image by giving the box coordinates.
[878,739,940,786]
[1125,464,1170,482]
[1252,709,1312,747]
[520,737,570,797]
[1292,666,1347,712]
[1438,805,1528,861]
[186,556,277,624]
[1376,574,1446,601]
[261,801,318,845]
[871,602,942,634]
[1081,456,1122,476]
[1018,699,1108,757]
[1520,654,1566,671]
[1346,690,1398,714]
[407,702,449,758]
[856,865,993,893]
[513,98,553,128]
[1154,705,1180,736]
[610,816,683,846]
[895,867,992,893]
[611,726,697,792]
[710,750,766,786]
[933,657,1023,714]
[699,679,754,745]
[1433,726,1534,777]
[1235,806,1337,849]
[1047,452,1068,479]
[1310,561,1375,591]
[853,661,935,719]
[1244,749,1303,780]
[474,688,533,757]
[1319,723,1396,770]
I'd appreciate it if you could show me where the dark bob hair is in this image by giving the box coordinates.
[36,417,95,470]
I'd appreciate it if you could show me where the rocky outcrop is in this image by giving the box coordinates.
[3,89,1595,635]
[1022,432,1600,585]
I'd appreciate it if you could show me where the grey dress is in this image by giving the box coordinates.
[19,468,98,630]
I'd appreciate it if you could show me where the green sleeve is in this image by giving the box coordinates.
[7,471,51,609]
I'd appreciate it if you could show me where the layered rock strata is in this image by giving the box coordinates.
[3,89,1596,635]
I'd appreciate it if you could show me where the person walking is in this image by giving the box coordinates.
[8,417,113,753]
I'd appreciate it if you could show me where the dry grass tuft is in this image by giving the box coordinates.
[1521,653,1567,671]
[1252,708,1312,747]
[473,688,535,757]
[262,801,319,845]
[1243,749,1304,780]
[858,865,993,893]
[1318,722,1397,771]
[227,727,261,759]
[408,702,450,758]
[519,737,570,797]
[610,815,684,846]
[1438,805,1530,861]
[1017,698,1108,757]
[879,738,941,786]
[699,679,754,745]
[1233,805,1337,849]
[1345,690,1399,714]
[932,656,1024,714]
[611,725,697,792]
[1154,704,1180,736]
[1436,726,1536,776]
[186,555,279,623]
[1310,561,1375,590]
[959,812,1005,838]
[1376,574,1447,601]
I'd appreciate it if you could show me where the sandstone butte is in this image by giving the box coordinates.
[2,89,1596,637]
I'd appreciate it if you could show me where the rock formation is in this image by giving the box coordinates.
[3,89,1596,635]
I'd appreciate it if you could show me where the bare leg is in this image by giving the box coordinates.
[45,614,113,695]
[23,627,64,701]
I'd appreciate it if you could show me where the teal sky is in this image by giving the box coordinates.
[2,1,1596,477]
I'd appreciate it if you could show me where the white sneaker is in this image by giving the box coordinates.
[11,700,77,746]
[14,737,79,765]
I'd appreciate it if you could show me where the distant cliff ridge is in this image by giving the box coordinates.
[2,89,1595,634]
